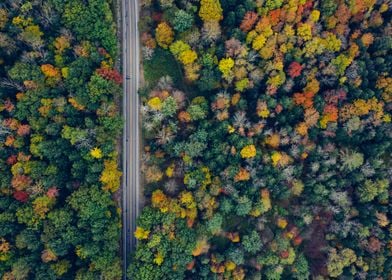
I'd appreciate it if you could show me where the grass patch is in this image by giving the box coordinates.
[144,48,184,87]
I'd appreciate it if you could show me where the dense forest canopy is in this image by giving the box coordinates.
[0,0,391,279]
[130,0,391,279]
[0,0,123,279]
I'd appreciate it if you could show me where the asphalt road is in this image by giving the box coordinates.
[121,0,140,277]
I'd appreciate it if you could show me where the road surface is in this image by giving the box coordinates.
[121,0,140,277]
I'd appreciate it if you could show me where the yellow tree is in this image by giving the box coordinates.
[240,144,256,158]
[179,50,198,65]
[54,36,70,54]
[155,22,174,49]
[0,9,7,30]
[90,147,103,159]
[33,196,55,219]
[100,160,122,192]
[199,0,223,22]
[218,58,234,77]
[184,63,201,82]
[192,238,210,256]
[41,64,60,78]
[252,34,266,50]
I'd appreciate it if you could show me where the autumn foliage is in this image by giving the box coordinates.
[133,0,392,279]
[97,66,123,85]
[287,62,303,78]
[0,0,123,278]
[240,12,258,32]
[155,22,174,48]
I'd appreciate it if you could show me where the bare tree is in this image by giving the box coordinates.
[0,78,25,91]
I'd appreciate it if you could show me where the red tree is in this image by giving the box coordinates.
[240,12,258,32]
[4,99,14,112]
[14,191,29,203]
[6,155,17,165]
[97,67,123,85]
[288,61,303,78]
[47,187,59,198]
[17,124,31,136]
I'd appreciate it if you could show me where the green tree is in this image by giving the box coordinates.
[357,179,388,203]
[242,230,262,254]
[172,10,194,32]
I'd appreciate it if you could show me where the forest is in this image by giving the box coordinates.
[130,0,391,279]
[0,0,391,279]
[0,0,123,279]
